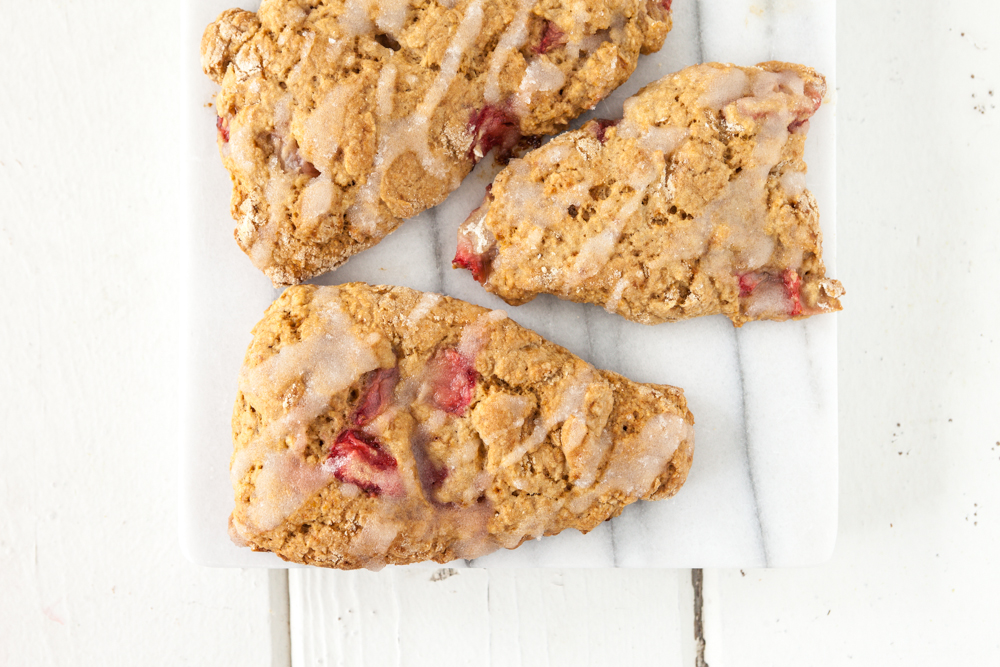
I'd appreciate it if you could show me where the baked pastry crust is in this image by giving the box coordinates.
[202,0,672,285]
[454,62,844,326]
[231,283,694,569]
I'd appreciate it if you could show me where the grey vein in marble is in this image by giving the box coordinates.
[181,0,839,568]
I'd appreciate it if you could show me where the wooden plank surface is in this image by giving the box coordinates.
[4,0,1000,664]
[0,2,275,665]
[290,569,689,667]
[699,1,1000,664]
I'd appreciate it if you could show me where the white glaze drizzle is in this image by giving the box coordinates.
[300,85,354,173]
[516,59,566,111]
[678,67,814,273]
[346,63,399,235]
[484,0,534,105]
[657,82,795,271]
[404,292,442,329]
[341,0,374,35]
[562,10,590,60]
[227,116,257,177]
[231,292,383,536]
[780,170,807,198]
[418,2,484,124]
[742,278,791,319]
[604,275,630,313]
[645,126,688,154]
[568,412,693,514]
[565,152,660,286]
[347,0,484,234]
[613,412,688,493]
[460,198,494,254]
[483,65,816,309]
[235,288,693,567]
[299,172,335,230]
[286,31,317,85]
[499,365,598,469]
[245,0,477,265]
[482,103,685,291]
[697,66,749,110]
[476,393,534,458]
[343,305,510,567]
[374,0,411,36]
[457,308,507,361]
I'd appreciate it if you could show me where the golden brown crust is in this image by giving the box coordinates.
[231,283,693,569]
[202,0,672,285]
[457,61,844,326]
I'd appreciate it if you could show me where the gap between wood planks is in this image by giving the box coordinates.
[269,570,292,667]
[271,568,708,666]
[692,569,709,667]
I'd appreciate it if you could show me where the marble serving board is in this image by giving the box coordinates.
[180,0,838,568]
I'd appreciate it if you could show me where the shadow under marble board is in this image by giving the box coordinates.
[180,0,838,568]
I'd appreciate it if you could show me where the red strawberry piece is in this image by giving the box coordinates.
[804,80,825,115]
[216,116,230,143]
[590,118,620,144]
[738,270,805,318]
[453,236,489,284]
[427,348,478,416]
[661,0,673,10]
[782,269,803,317]
[534,21,566,54]
[738,272,763,297]
[326,430,403,497]
[468,104,522,163]
[453,194,497,283]
[789,82,824,133]
[299,161,321,177]
[425,463,448,488]
[268,132,321,176]
[351,367,400,426]
[410,436,449,498]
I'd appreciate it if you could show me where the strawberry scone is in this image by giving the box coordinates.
[230,283,693,569]
[454,62,845,326]
[202,0,673,286]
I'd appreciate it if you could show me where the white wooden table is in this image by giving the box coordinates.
[2,1,999,664]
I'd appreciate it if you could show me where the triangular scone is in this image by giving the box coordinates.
[231,283,694,569]
[202,0,673,286]
[454,62,845,326]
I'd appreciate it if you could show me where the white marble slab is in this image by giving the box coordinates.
[180,0,838,568]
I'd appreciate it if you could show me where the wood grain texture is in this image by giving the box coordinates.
[703,0,1000,663]
[4,0,1000,663]
[0,2,273,665]
[290,569,688,666]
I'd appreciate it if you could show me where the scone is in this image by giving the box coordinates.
[231,282,694,569]
[202,0,673,286]
[454,62,844,326]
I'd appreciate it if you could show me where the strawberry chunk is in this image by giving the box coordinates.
[738,272,764,297]
[661,0,673,10]
[453,236,489,284]
[782,269,804,317]
[738,270,804,318]
[326,430,402,497]
[268,132,320,176]
[351,367,400,426]
[427,348,477,416]
[453,195,496,283]
[789,82,825,133]
[534,21,566,54]
[591,119,620,144]
[216,116,230,143]
[468,104,521,163]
